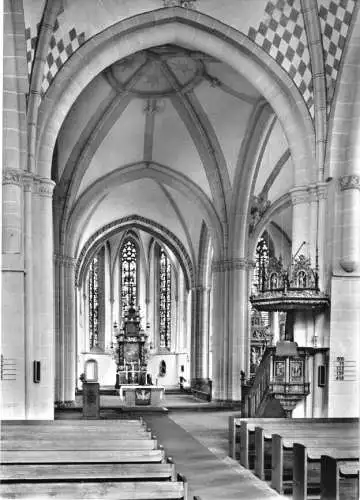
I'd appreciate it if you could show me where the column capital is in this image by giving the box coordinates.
[33,177,56,197]
[339,175,360,192]
[308,182,328,202]
[2,169,23,187]
[212,258,254,272]
[316,182,328,200]
[289,186,309,205]
[2,169,56,197]
[308,185,318,203]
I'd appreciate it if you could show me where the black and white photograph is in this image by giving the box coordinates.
[1,1,359,499]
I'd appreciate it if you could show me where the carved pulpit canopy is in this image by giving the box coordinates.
[250,254,329,312]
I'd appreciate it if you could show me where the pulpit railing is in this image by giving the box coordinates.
[244,348,272,417]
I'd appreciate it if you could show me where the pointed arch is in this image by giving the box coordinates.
[37,8,314,198]
[76,215,194,291]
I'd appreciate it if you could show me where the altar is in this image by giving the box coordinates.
[114,303,148,386]
[114,302,165,406]
[119,384,165,407]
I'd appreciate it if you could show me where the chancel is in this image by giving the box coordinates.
[1,1,360,499]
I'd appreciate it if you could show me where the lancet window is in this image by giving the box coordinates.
[159,247,171,349]
[121,240,138,317]
[88,254,99,349]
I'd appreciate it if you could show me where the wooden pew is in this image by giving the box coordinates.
[0,449,166,464]
[0,463,176,482]
[235,418,357,469]
[2,419,144,426]
[228,417,359,462]
[272,436,359,496]
[0,421,193,500]
[2,429,152,439]
[254,425,358,482]
[0,480,189,499]
[2,438,158,451]
[292,445,359,500]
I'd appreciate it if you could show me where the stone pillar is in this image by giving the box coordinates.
[2,0,28,419]
[290,187,311,256]
[328,176,360,417]
[30,177,55,418]
[315,183,329,347]
[54,254,64,405]
[1,171,26,419]
[339,175,360,274]
[316,183,328,290]
[190,288,197,381]
[104,246,112,350]
[210,265,227,400]
[308,186,318,265]
[63,257,76,405]
[55,254,76,407]
[289,187,312,346]
[211,258,251,402]
[228,259,253,401]
[171,268,177,353]
[191,285,210,383]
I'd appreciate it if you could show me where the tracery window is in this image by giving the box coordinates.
[159,247,171,349]
[88,255,99,349]
[251,233,273,333]
[121,240,138,317]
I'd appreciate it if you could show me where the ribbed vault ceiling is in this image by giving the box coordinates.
[55,44,292,263]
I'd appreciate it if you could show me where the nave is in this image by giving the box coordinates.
[2,394,358,500]
[1,397,285,500]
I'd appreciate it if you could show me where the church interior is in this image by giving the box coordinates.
[2,0,360,499]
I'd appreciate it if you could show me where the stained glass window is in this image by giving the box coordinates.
[88,254,99,349]
[121,240,138,317]
[159,247,171,349]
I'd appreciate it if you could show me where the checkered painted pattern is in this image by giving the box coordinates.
[41,26,85,95]
[25,24,40,77]
[25,19,85,96]
[318,0,355,104]
[248,0,314,117]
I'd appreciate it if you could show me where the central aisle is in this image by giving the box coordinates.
[143,412,287,500]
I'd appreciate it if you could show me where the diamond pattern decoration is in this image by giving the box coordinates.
[25,24,40,77]
[41,26,85,95]
[248,0,314,117]
[25,19,85,96]
[318,0,355,104]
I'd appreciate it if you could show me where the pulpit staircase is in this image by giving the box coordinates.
[241,343,320,418]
